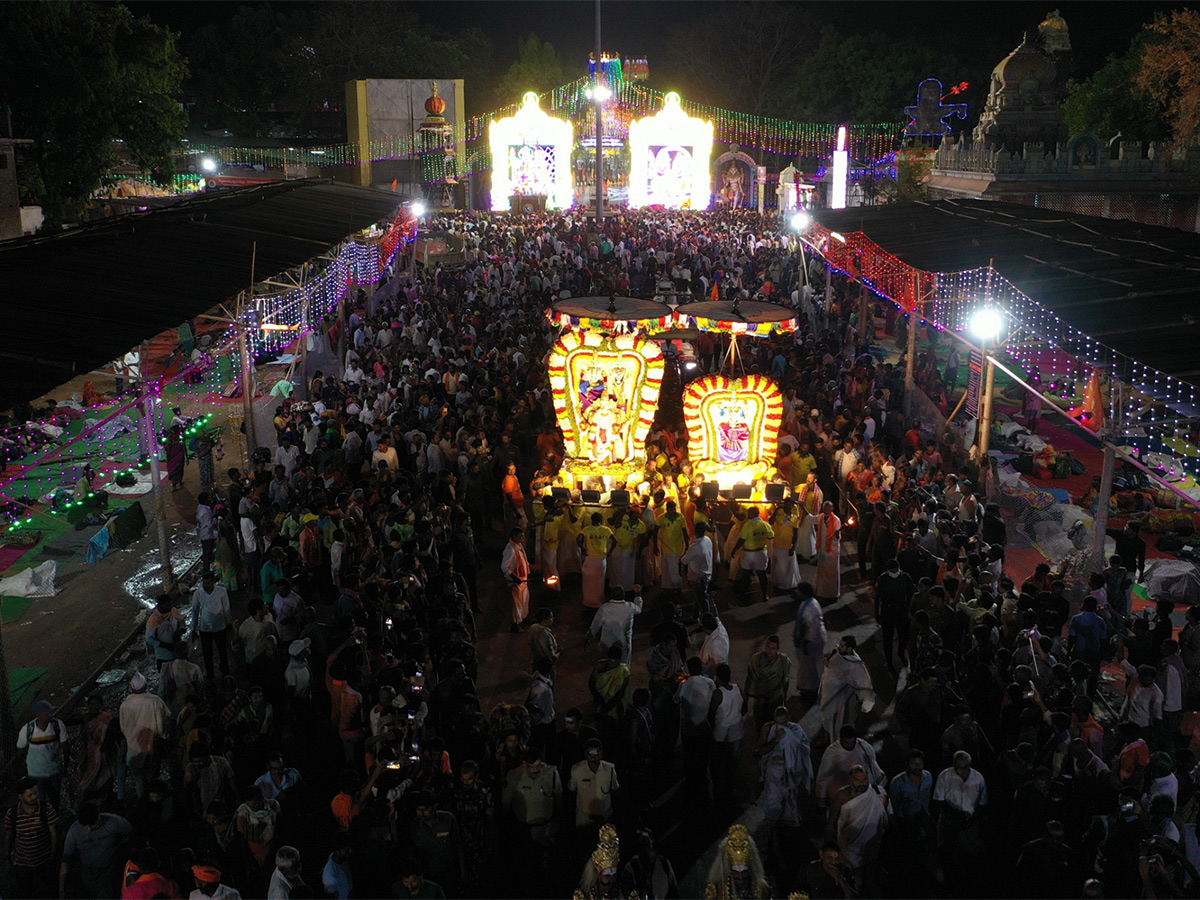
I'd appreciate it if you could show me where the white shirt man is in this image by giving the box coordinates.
[674,669,716,736]
[371,441,399,473]
[700,616,730,676]
[933,751,988,816]
[587,589,644,666]
[680,531,714,582]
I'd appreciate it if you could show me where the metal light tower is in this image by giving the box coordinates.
[594,0,603,224]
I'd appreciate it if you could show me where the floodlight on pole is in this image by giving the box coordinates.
[586,85,612,103]
[199,156,218,173]
[969,307,1004,344]
[790,210,811,231]
[970,306,1005,489]
[410,201,426,218]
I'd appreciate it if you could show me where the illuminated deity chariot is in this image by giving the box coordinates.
[546,300,667,489]
[684,374,784,497]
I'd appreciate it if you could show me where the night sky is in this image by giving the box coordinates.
[126,0,1189,117]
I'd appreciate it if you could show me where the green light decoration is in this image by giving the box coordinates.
[185,78,903,175]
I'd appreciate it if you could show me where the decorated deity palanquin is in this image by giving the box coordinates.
[548,329,664,489]
[683,374,785,496]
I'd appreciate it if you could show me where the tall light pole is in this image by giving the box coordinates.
[970,306,1005,491]
[408,201,426,284]
[594,0,604,225]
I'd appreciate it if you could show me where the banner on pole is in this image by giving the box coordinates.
[966,349,984,418]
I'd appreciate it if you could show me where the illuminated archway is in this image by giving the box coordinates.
[489,92,574,211]
[627,91,714,209]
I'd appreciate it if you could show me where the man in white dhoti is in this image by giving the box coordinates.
[815,725,886,806]
[814,502,842,601]
[792,582,828,702]
[795,474,823,560]
[818,637,875,741]
[769,502,800,596]
[836,766,890,892]
[578,513,616,610]
[501,527,531,634]
[731,506,774,604]
[606,509,643,593]
[654,500,688,595]
[755,706,812,828]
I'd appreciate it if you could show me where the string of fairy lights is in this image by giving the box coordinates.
[186,77,902,175]
[0,204,413,533]
[802,221,1200,462]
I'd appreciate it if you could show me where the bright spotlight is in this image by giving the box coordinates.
[970,307,1005,343]
[411,202,426,217]
[586,84,613,103]
[790,211,811,231]
[199,157,218,173]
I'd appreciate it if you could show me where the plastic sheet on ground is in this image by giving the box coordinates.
[104,473,153,496]
[0,561,58,597]
[1145,559,1200,605]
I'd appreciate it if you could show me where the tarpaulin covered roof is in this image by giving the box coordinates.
[0,179,402,409]
[812,199,1200,381]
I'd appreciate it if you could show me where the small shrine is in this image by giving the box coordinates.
[417,82,458,209]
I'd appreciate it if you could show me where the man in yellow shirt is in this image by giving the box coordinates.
[607,509,645,593]
[578,513,616,609]
[732,506,775,603]
[791,442,817,488]
[655,500,689,596]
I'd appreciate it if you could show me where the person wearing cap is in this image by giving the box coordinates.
[191,571,233,682]
[119,671,169,800]
[284,638,312,706]
[17,699,67,807]
[189,862,241,899]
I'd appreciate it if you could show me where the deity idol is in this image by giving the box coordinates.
[584,392,630,464]
[716,405,751,464]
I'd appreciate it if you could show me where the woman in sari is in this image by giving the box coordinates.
[589,646,632,753]
[165,426,186,489]
[77,693,117,803]
[215,509,241,591]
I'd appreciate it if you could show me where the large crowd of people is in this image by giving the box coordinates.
[6,206,1194,900]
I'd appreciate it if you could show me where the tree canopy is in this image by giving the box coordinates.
[185,3,496,135]
[0,1,187,227]
[1063,31,1170,144]
[496,34,567,106]
[1135,9,1200,149]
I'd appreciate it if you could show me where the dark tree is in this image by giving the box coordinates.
[0,1,187,228]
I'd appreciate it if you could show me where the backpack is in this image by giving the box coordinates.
[26,718,60,744]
